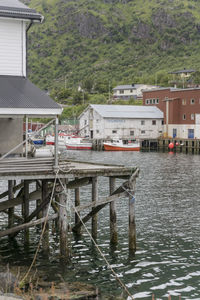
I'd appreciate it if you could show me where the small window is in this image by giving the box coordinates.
[156,98,159,104]
[162,120,164,125]
[130,130,134,135]
[130,89,133,93]
[84,130,87,134]
[141,130,145,134]
[150,99,152,104]
[112,130,117,134]
[183,114,186,120]
[96,119,99,123]
[146,99,149,104]
[153,99,156,104]
[96,130,99,133]
[182,99,186,105]
[141,120,145,125]
[191,114,195,120]
[191,99,195,104]
[84,120,87,125]
[152,120,156,125]
[119,90,124,94]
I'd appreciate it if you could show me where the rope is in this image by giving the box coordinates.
[58,176,134,300]
[19,169,59,287]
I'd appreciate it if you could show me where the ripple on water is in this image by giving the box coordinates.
[1,152,200,298]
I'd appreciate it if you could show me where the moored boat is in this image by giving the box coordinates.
[66,137,92,150]
[103,138,140,151]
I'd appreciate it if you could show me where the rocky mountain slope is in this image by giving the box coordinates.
[23,0,200,91]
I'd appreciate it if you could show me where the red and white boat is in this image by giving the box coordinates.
[66,137,92,150]
[103,139,140,151]
[46,132,73,148]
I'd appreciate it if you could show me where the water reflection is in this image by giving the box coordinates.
[0,151,200,299]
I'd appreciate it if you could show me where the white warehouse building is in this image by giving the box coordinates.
[78,104,164,140]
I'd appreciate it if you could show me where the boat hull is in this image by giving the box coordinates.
[104,143,140,151]
[66,144,92,150]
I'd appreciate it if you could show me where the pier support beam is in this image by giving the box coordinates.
[59,180,69,260]
[129,178,136,252]
[75,180,81,236]
[8,180,14,229]
[23,180,30,244]
[42,180,49,253]
[92,177,98,240]
[109,177,118,245]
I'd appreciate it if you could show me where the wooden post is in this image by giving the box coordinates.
[109,177,118,245]
[59,180,69,260]
[75,181,81,236]
[129,178,136,252]
[8,180,14,229]
[23,180,29,244]
[92,176,98,240]
[42,180,49,253]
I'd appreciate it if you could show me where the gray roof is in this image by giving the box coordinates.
[89,104,163,119]
[113,84,157,91]
[0,75,62,113]
[0,0,43,21]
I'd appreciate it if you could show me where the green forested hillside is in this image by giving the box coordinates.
[23,0,200,92]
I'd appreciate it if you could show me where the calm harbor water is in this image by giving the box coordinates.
[0,151,200,299]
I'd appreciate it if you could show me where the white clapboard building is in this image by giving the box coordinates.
[78,104,164,140]
[0,0,62,156]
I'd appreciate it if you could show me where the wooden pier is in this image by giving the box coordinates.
[141,138,200,154]
[0,157,139,261]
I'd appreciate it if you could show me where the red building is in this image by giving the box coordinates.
[143,87,200,139]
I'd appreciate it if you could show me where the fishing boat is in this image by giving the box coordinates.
[30,136,44,145]
[103,138,140,151]
[66,137,92,150]
[46,132,72,148]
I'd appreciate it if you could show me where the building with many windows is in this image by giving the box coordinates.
[143,87,200,139]
[78,104,163,140]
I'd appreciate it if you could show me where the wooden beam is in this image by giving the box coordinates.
[109,177,118,245]
[92,177,98,240]
[0,182,24,200]
[0,189,41,212]
[67,177,92,189]
[0,214,58,238]
[72,191,127,232]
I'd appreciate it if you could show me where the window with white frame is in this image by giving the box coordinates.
[156,98,159,104]
[112,130,117,134]
[190,99,195,104]
[146,99,149,104]
[191,114,195,120]
[182,99,186,105]
[130,130,134,135]
[141,120,145,125]
[183,114,186,120]
[119,90,124,94]
[152,120,156,125]
[141,130,145,134]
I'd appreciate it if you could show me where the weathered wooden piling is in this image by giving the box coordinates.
[23,180,29,244]
[0,158,139,261]
[42,180,49,253]
[92,176,98,240]
[59,179,69,260]
[128,178,136,252]
[8,180,14,229]
[74,180,81,236]
[109,177,118,245]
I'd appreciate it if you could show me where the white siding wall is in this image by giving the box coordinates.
[0,18,26,76]
[79,107,163,139]
[167,124,200,139]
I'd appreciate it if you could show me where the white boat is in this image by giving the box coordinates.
[46,132,72,148]
[66,137,92,150]
[103,138,140,151]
